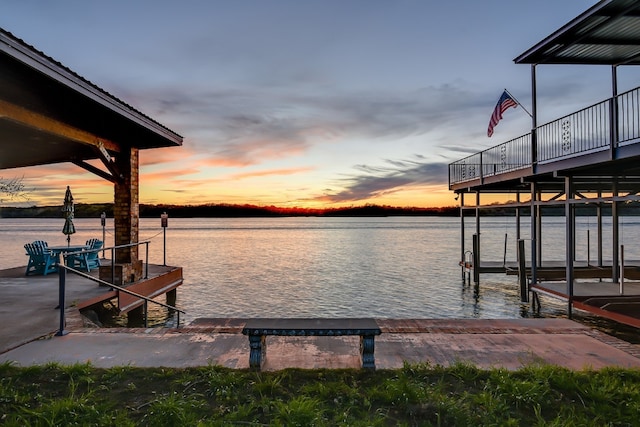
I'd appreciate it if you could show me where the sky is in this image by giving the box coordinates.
[2,0,638,208]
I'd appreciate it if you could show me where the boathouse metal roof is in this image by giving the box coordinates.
[0,28,183,170]
[515,0,640,65]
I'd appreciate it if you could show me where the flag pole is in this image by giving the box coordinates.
[504,88,533,118]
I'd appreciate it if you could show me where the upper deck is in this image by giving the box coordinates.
[449,0,640,196]
[449,86,640,194]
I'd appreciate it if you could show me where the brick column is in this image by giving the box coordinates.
[113,147,139,267]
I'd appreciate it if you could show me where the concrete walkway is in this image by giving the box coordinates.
[2,318,640,370]
[1,267,640,371]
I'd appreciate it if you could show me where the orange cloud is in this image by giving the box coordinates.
[139,167,202,183]
[198,136,312,168]
[227,167,314,180]
[139,146,197,166]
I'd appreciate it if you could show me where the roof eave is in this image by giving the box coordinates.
[513,0,615,65]
[0,29,182,146]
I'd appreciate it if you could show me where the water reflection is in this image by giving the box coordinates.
[1,217,639,342]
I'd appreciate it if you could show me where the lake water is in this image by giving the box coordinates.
[2,216,640,338]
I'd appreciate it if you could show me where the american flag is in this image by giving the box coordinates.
[487,90,518,137]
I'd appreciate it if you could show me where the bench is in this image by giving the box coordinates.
[242,318,381,370]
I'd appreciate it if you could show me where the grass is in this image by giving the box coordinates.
[1,361,640,426]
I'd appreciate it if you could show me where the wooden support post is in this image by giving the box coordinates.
[587,229,591,266]
[536,191,542,267]
[56,267,68,337]
[474,192,480,285]
[612,180,620,283]
[597,191,603,268]
[620,245,625,295]
[472,234,480,285]
[565,176,575,319]
[532,292,541,313]
[166,288,177,307]
[610,65,619,160]
[517,239,528,302]
[530,182,538,284]
[460,193,465,279]
[127,305,145,327]
[516,192,521,241]
[503,233,508,267]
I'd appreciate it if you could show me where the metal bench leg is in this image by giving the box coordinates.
[248,335,266,370]
[360,334,376,369]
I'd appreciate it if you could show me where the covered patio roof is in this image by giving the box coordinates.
[0,28,182,175]
[514,0,640,66]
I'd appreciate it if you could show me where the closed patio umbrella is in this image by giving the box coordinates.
[62,185,75,247]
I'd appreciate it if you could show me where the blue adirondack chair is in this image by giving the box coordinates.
[24,242,59,276]
[69,239,102,272]
[32,240,49,249]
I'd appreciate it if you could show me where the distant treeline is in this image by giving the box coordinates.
[5,202,640,218]
[0,203,460,218]
[4,202,640,219]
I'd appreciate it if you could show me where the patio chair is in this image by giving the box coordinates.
[69,239,102,272]
[32,240,49,249]
[24,242,59,276]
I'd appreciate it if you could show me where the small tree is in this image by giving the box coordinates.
[0,176,31,204]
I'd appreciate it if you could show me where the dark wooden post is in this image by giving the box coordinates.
[565,176,575,318]
[517,239,528,302]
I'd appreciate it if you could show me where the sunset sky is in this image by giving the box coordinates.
[2,0,638,208]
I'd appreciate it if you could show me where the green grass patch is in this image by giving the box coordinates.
[0,361,639,426]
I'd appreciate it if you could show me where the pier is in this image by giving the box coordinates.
[449,0,640,327]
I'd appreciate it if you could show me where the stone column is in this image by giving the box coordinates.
[106,146,142,284]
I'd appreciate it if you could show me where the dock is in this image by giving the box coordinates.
[0,262,182,352]
[531,281,640,329]
[462,260,640,278]
[449,1,640,329]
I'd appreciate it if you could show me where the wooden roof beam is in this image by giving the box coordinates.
[71,159,117,183]
[0,99,120,153]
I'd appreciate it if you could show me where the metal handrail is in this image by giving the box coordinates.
[106,240,151,282]
[55,251,185,336]
[60,240,151,283]
[449,85,640,186]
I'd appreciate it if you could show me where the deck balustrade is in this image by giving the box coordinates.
[449,86,640,187]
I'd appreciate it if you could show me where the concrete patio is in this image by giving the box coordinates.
[1,267,640,371]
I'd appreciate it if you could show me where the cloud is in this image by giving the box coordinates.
[127,82,486,166]
[227,167,314,181]
[139,146,197,167]
[122,81,489,206]
[140,167,202,183]
[316,157,449,204]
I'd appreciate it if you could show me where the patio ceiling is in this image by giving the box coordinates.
[515,0,640,65]
[0,28,182,173]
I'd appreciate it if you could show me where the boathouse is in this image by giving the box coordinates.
[0,28,183,316]
[449,0,640,326]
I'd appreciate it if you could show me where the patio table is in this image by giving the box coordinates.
[48,245,89,265]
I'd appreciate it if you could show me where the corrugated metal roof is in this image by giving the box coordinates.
[515,0,640,65]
